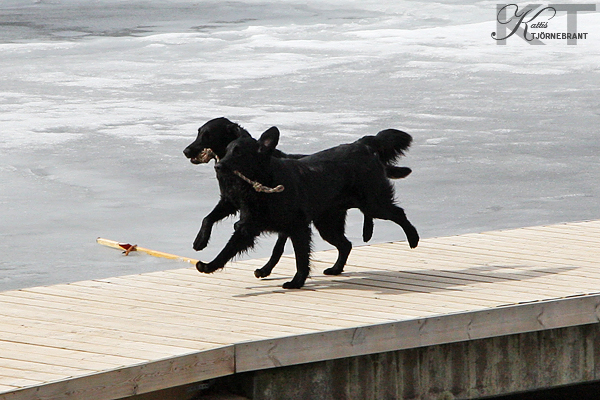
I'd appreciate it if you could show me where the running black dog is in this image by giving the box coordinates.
[195,127,419,289]
[183,117,412,278]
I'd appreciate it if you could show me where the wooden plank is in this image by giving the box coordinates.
[0,358,93,377]
[0,386,19,394]
[162,260,592,316]
[0,300,257,345]
[368,242,598,267]
[430,230,597,251]
[482,229,600,246]
[327,275,557,305]
[452,237,600,261]
[7,286,367,332]
[95,272,444,319]
[0,325,195,361]
[371,248,599,271]
[424,239,598,263]
[0,367,66,385]
[163,261,506,306]
[379,267,600,293]
[525,223,600,235]
[2,346,234,400]
[0,346,119,375]
[324,273,508,303]
[236,294,600,372]
[0,290,323,337]
[336,266,594,300]
[280,251,595,305]
[0,340,140,371]
[65,278,392,325]
[93,272,424,319]
[0,376,43,390]
[340,256,586,297]
[155,267,482,315]
[0,310,222,352]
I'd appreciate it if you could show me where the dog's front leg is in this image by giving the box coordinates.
[196,221,258,274]
[194,199,237,251]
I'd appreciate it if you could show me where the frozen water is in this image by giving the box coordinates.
[1,0,599,291]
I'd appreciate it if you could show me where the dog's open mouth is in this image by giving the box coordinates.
[191,148,218,164]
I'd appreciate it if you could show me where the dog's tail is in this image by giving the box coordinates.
[386,166,412,179]
[364,128,412,164]
[357,128,413,173]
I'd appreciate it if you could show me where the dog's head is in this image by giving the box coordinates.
[215,126,280,181]
[183,117,250,164]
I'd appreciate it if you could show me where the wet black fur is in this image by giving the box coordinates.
[183,117,412,279]
[194,127,419,289]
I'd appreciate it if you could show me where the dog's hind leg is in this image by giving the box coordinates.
[314,211,352,276]
[196,221,258,274]
[254,233,287,278]
[194,199,237,251]
[371,204,419,249]
[283,225,312,289]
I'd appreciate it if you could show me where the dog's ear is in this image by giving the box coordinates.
[258,126,280,154]
[226,121,245,138]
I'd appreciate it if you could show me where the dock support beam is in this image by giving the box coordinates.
[227,323,600,400]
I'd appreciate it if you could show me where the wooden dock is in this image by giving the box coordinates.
[0,220,599,399]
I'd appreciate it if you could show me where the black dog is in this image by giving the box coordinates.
[195,127,419,289]
[184,117,412,278]
[184,117,412,180]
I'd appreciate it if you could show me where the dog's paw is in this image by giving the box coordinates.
[254,267,271,279]
[196,261,218,274]
[193,235,209,251]
[323,266,343,276]
[408,233,419,249]
[282,281,303,289]
[282,277,307,289]
[196,261,208,273]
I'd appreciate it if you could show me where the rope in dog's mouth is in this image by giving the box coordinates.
[201,147,284,193]
[198,148,219,163]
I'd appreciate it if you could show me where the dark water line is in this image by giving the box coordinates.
[488,380,600,399]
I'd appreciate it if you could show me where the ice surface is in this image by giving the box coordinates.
[1,0,599,290]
